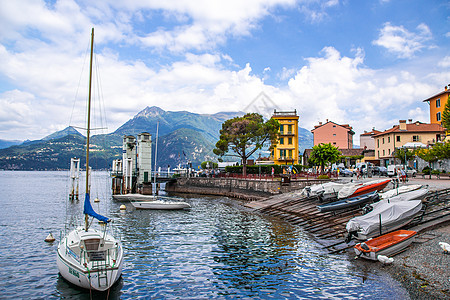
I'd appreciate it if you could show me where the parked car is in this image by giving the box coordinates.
[378,167,388,176]
[339,168,354,177]
[405,166,417,177]
[373,166,388,176]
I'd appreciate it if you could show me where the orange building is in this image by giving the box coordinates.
[422,85,450,126]
[311,120,354,149]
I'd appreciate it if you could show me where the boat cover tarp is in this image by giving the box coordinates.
[346,200,422,236]
[83,193,110,223]
[338,179,388,199]
[301,182,344,196]
[378,184,423,200]
[370,188,428,211]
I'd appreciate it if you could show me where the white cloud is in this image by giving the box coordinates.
[373,22,433,59]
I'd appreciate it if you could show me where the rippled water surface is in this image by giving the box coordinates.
[0,171,409,299]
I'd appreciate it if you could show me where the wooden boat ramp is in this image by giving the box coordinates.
[244,187,450,254]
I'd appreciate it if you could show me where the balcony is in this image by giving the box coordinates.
[279,131,294,136]
[277,156,295,162]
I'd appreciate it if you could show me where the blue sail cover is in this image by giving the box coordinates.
[83,193,110,223]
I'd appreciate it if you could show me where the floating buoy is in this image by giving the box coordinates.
[120,204,126,211]
[94,198,100,203]
[45,233,55,243]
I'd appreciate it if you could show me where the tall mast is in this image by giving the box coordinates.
[85,28,94,231]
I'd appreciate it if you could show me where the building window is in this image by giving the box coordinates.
[378,150,380,157]
[389,149,391,155]
[280,138,284,145]
[412,135,420,142]
[288,137,292,145]
[288,150,292,157]
[388,136,390,143]
[333,125,336,128]
[280,149,286,157]
[280,125,284,133]
[382,138,385,144]
[437,112,441,122]
[288,125,292,133]
[383,149,385,156]
[333,142,336,145]
[436,98,441,108]
[396,136,400,142]
[377,139,380,147]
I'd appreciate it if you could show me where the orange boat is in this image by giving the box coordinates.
[354,230,417,260]
[350,179,391,198]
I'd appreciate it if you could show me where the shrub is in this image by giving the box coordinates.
[318,175,330,179]
[431,169,440,175]
[422,166,431,175]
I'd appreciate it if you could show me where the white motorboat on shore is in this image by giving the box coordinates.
[378,184,423,200]
[346,200,423,240]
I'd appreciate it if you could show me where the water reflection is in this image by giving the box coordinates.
[0,172,409,299]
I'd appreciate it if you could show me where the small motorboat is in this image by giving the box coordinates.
[354,230,417,260]
[317,192,379,213]
[369,188,429,211]
[301,182,344,199]
[378,184,423,200]
[338,179,391,199]
[346,200,422,240]
[131,196,191,210]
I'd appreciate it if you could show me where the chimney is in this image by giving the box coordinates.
[408,119,412,123]
[445,86,448,91]
[326,119,328,123]
[399,120,407,130]
[319,122,322,125]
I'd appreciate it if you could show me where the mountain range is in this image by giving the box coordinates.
[0,106,313,170]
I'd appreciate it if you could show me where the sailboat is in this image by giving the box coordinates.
[57,28,124,291]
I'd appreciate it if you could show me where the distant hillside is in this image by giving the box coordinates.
[42,126,84,141]
[0,107,314,170]
[0,139,22,149]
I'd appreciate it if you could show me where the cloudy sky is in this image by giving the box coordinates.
[0,0,449,143]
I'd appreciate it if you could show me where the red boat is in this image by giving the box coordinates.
[354,230,417,260]
[338,179,391,199]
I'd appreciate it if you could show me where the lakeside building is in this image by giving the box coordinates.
[373,120,445,166]
[311,120,354,149]
[270,110,299,165]
[360,128,382,150]
[422,85,450,126]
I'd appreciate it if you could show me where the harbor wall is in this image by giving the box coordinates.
[165,177,326,200]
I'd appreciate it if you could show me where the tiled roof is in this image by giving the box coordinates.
[422,90,450,102]
[373,122,445,137]
[312,120,354,134]
[360,129,382,136]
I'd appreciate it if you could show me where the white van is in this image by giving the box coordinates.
[387,165,402,177]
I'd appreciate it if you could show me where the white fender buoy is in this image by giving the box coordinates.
[45,233,55,243]
[120,204,126,211]
[94,198,100,203]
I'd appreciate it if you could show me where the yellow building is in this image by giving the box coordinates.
[271,110,299,165]
[422,85,450,125]
[374,120,445,166]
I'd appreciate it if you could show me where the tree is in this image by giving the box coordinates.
[394,147,415,165]
[415,148,438,179]
[213,113,279,176]
[432,140,450,160]
[309,143,341,174]
[441,93,450,135]
[201,161,218,169]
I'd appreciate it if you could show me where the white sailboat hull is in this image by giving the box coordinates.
[57,227,124,291]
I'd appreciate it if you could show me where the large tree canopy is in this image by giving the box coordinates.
[441,93,450,134]
[213,113,279,176]
[309,143,341,173]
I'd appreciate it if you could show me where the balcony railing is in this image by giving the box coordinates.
[279,131,294,136]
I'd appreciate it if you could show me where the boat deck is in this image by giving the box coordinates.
[246,188,450,254]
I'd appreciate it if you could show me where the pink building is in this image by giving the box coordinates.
[311,120,354,149]
[360,128,381,150]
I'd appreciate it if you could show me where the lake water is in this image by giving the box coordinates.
[0,171,409,299]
